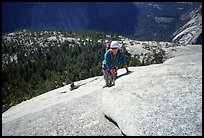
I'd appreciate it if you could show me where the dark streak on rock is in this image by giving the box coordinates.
[104,115,126,136]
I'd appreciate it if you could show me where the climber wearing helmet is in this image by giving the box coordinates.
[102,41,129,88]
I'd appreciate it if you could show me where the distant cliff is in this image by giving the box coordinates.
[172,5,202,45]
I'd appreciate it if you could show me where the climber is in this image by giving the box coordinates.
[102,41,129,88]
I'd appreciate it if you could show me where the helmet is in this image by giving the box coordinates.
[110,41,119,49]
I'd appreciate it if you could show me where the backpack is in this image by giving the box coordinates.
[105,41,111,52]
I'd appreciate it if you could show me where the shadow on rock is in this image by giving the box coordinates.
[116,71,133,80]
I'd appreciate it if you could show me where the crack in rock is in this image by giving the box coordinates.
[104,115,126,136]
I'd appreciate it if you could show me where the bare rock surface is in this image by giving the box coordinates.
[2,45,202,136]
[102,45,202,136]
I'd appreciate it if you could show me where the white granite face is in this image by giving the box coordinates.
[2,45,202,136]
